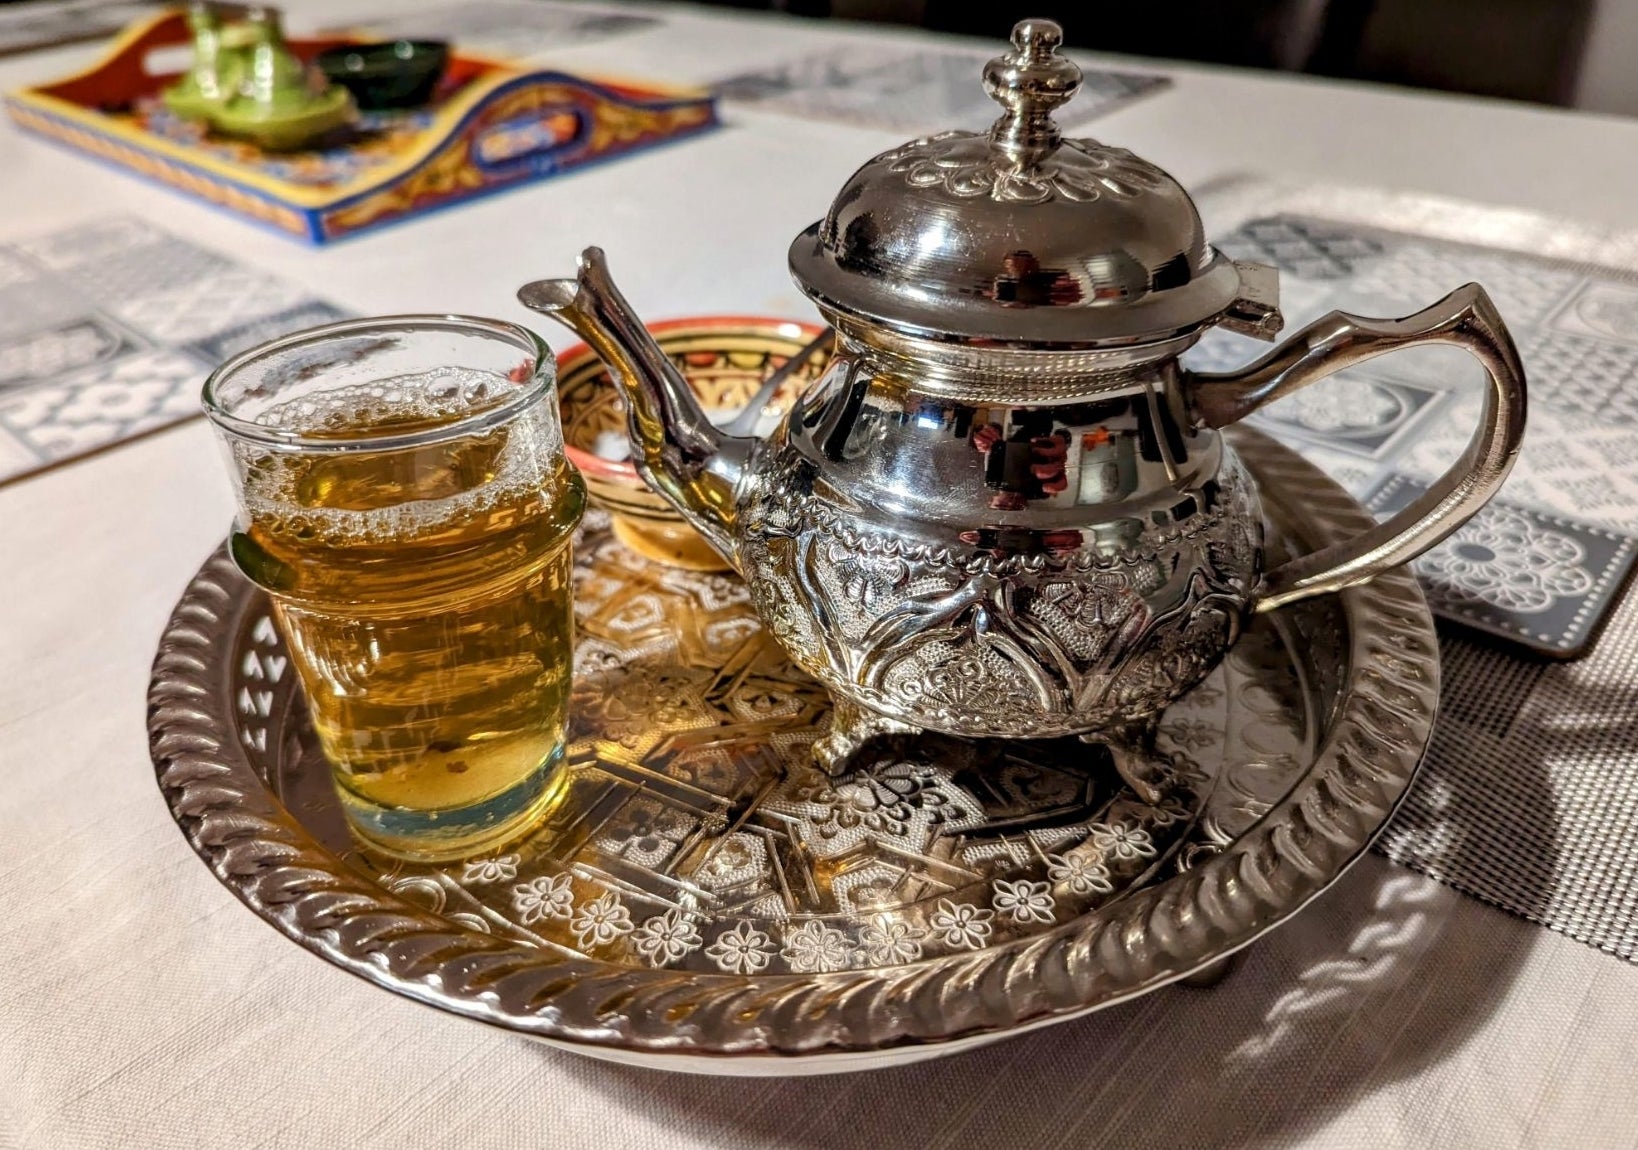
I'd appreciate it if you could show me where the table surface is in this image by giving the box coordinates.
[5,3,1638,1148]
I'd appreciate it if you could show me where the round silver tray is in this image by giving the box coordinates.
[148,428,1438,1075]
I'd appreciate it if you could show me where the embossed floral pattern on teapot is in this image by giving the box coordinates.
[520,19,1526,796]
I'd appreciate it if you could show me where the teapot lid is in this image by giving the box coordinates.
[787,20,1279,347]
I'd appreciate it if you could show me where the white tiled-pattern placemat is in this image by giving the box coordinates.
[0,0,158,58]
[715,46,1169,135]
[339,0,661,60]
[0,216,347,487]
[1193,181,1638,657]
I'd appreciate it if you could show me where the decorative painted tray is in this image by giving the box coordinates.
[5,11,717,244]
[147,428,1438,1075]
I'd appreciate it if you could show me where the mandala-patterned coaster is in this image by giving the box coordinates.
[1368,476,1638,658]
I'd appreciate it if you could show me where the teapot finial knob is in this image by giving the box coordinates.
[984,18,1083,168]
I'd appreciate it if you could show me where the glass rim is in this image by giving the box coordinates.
[201,313,556,454]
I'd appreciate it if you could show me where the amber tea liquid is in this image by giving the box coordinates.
[229,370,585,860]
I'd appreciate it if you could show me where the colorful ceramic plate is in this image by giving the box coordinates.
[557,315,828,570]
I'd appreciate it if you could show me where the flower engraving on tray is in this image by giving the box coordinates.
[1145,793,1200,828]
[784,760,965,841]
[512,873,575,925]
[859,918,926,966]
[1419,505,1596,613]
[1089,821,1157,861]
[631,908,704,966]
[571,892,634,949]
[460,853,519,885]
[695,833,768,889]
[991,878,1056,925]
[706,922,775,975]
[781,921,857,973]
[1045,851,1114,896]
[927,899,995,949]
[596,797,695,865]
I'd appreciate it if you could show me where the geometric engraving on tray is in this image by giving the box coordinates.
[1251,375,1442,458]
[1369,476,1638,656]
[186,301,353,365]
[148,429,1440,1063]
[0,349,206,464]
[244,513,1299,975]
[1213,216,1385,280]
[0,316,141,390]
[1517,325,1638,425]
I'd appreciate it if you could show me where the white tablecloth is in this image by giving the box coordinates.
[5,3,1638,1146]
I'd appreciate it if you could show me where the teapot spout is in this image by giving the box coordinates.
[519,247,751,569]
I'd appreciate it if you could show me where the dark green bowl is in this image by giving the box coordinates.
[315,40,449,111]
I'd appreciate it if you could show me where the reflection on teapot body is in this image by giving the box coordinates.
[520,19,1527,792]
[738,336,1265,747]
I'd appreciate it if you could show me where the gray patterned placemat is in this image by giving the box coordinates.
[1195,180,1638,959]
[0,216,347,487]
[0,0,157,58]
[1192,187,1638,657]
[342,1,660,60]
[715,46,1168,134]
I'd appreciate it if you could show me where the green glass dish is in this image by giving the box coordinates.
[315,40,450,111]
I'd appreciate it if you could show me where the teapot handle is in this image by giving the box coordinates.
[1186,283,1527,613]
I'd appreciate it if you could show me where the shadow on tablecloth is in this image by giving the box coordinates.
[552,731,1561,1150]
[1377,627,1638,962]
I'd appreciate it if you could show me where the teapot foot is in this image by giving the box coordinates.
[1082,719,1195,805]
[813,698,925,777]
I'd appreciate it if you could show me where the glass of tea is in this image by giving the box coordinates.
[203,316,586,861]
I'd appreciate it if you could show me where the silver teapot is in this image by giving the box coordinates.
[520,19,1526,797]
